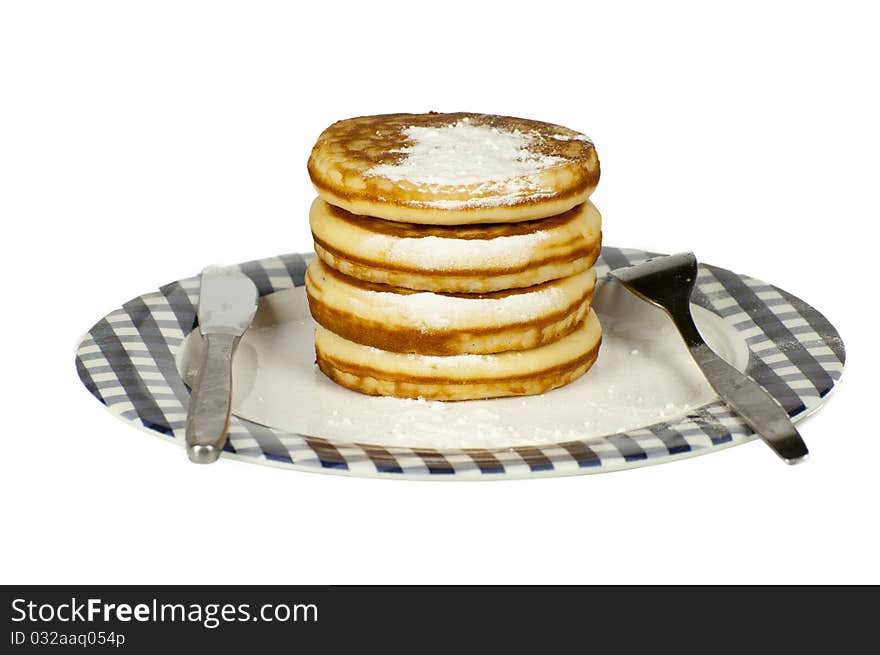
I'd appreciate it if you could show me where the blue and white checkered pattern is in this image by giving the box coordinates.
[75,247,845,479]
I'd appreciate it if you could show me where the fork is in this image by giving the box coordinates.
[610,252,809,464]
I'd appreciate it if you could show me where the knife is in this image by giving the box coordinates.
[185,266,259,464]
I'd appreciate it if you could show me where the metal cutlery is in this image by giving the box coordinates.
[610,252,809,464]
[185,266,258,464]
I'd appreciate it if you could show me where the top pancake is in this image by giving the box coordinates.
[308,113,600,225]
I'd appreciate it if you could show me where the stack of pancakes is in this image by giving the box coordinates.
[305,112,602,401]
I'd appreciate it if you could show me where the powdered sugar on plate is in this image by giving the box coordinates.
[363,118,568,207]
[178,284,751,450]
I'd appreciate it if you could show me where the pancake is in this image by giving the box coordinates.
[310,198,602,293]
[314,309,602,401]
[306,257,597,356]
[307,112,600,225]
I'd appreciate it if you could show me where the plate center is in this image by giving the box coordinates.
[177,280,749,449]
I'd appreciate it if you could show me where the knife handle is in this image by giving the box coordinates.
[670,312,809,464]
[185,333,240,463]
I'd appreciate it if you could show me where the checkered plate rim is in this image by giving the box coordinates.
[74,247,846,479]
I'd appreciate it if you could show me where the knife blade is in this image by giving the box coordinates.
[185,266,258,464]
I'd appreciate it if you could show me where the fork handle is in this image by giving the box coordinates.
[671,312,809,463]
[185,333,239,464]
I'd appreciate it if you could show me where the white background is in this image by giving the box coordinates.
[1,1,877,584]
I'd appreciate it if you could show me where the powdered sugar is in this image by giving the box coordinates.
[406,193,556,211]
[400,350,503,369]
[358,285,568,331]
[360,230,550,271]
[550,133,593,142]
[364,118,567,203]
